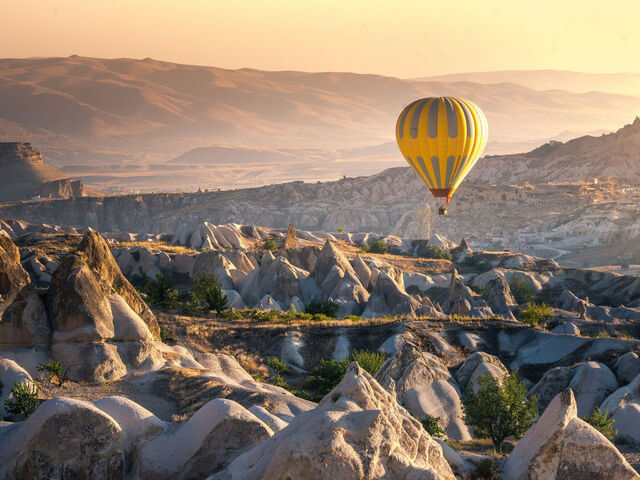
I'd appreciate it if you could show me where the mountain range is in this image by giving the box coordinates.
[1,56,640,192]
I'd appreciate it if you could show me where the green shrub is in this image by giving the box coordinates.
[264,238,278,251]
[159,325,176,343]
[141,273,179,308]
[471,284,485,295]
[337,228,344,233]
[424,245,452,260]
[462,371,538,453]
[595,329,611,338]
[36,360,67,387]
[473,458,502,480]
[266,356,288,374]
[519,302,554,327]
[583,407,617,441]
[4,381,40,420]
[192,273,229,313]
[462,254,486,270]
[305,358,350,395]
[421,414,446,438]
[351,350,386,376]
[509,277,536,304]
[305,300,340,318]
[368,240,388,254]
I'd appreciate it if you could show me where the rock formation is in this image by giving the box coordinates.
[375,342,471,441]
[210,362,456,480]
[502,388,638,480]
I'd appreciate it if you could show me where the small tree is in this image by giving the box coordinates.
[351,350,386,376]
[142,273,179,308]
[305,300,340,318]
[4,381,40,420]
[520,302,554,327]
[509,277,536,304]
[421,414,446,438]
[266,356,288,374]
[36,360,68,387]
[305,358,350,395]
[368,240,388,254]
[583,407,617,442]
[264,238,278,251]
[424,246,452,260]
[192,273,229,313]
[462,371,538,453]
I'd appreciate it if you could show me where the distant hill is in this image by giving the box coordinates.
[415,70,640,96]
[0,142,102,202]
[469,117,640,184]
[2,57,640,193]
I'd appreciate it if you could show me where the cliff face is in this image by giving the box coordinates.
[0,142,98,202]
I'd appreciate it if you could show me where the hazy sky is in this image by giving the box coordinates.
[2,0,639,77]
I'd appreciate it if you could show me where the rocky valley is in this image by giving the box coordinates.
[1,218,640,479]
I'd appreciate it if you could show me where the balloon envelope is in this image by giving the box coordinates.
[396,97,488,203]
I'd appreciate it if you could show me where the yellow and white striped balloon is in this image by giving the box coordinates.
[396,97,488,204]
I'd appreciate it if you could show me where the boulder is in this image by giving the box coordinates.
[503,389,638,480]
[455,352,508,393]
[211,362,456,480]
[375,342,472,440]
[552,322,581,335]
[600,374,640,445]
[530,362,618,416]
[615,352,640,384]
[0,397,125,480]
[0,234,20,263]
[137,399,272,480]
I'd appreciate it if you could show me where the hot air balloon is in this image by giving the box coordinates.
[396,97,488,215]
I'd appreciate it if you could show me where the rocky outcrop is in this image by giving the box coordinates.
[0,235,49,348]
[502,388,638,480]
[362,272,420,318]
[615,352,640,384]
[46,230,162,381]
[529,362,619,416]
[482,276,516,315]
[600,373,640,445]
[375,342,471,440]
[314,241,369,315]
[211,362,456,480]
[283,224,299,249]
[0,397,125,480]
[455,352,508,393]
[136,399,272,480]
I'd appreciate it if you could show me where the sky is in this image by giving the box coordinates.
[1,0,639,78]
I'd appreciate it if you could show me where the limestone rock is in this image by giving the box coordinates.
[351,254,372,288]
[375,342,472,441]
[362,272,419,318]
[503,389,638,480]
[483,276,516,313]
[0,397,125,480]
[284,223,299,249]
[455,352,508,393]
[530,362,618,416]
[48,230,159,339]
[615,352,640,384]
[600,374,640,445]
[137,399,272,480]
[552,322,581,335]
[0,237,49,348]
[211,362,456,480]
